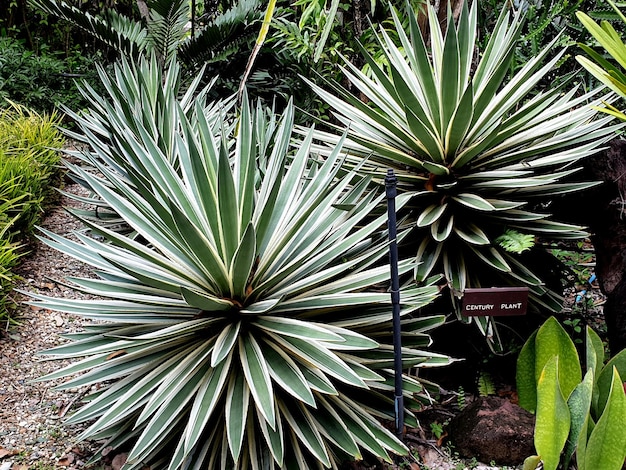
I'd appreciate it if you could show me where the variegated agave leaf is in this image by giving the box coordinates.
[59,56,236,236]
[31,58,451,469]
[308,1,621,326]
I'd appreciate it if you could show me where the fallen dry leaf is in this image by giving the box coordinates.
[56,454,74,466]
[11,465,28,470]
[0,448,19,458]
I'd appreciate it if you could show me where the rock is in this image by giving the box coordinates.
[447,396,535,466]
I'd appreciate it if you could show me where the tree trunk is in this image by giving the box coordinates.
[585,139,626,355]
[562,139,626,355]
[136,0,150,21]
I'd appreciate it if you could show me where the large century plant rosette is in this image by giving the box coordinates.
[30,61,450,469]
[308,1,621,318]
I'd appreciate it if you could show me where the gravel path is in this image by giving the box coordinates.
[0,184,104,470]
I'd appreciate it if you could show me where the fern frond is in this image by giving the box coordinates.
[495,229,535,254]
[477,371,495,397]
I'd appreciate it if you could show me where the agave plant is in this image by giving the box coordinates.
[30,59,451,469]
[307,1,620,321]
[60,55,235,235]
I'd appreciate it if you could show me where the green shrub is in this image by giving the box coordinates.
[0,36,104,115]
[0,176,27,327]
[0,104,64,324]
[0,105,64,233]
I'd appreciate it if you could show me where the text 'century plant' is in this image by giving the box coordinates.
[31,58,451,469]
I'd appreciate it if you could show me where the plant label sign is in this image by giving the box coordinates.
[461,287,529,316]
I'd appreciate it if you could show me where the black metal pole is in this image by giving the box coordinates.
[385,168,404,439]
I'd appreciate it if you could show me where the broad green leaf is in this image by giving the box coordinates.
[584,368,626,470]
[522,455,542,470]
[564,369,594,468]
[595,348,626,416]
[516,330,538,412]
[535,317,581,399]
[576,413,590,470]
[586,325,605,384]
[535,356,571,470]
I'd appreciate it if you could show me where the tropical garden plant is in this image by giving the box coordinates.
[517,317,626,470]
[308,0,621,341]
[577,0,626,120]
[30,57,452,469]
[27,0,274,96]
[59,55,234,235]
[0,104,64,324]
